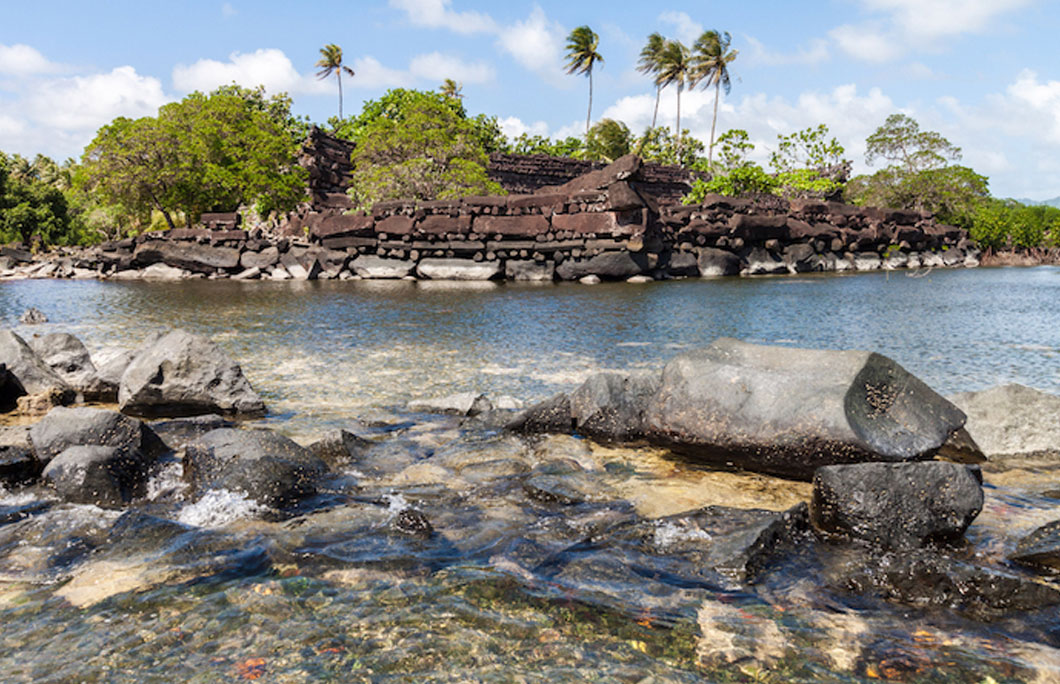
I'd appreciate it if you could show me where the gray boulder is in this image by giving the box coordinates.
[183,428,329,507]
[506,393,573,434]
[569,371,660,442]
[119,329,265,417]
[28,406,165,466]
[148,414,234,451]
[42,445,149,508]
[416,259,501,281]
[307,429,372,469]
[1010,520,1060,572]
[28,333,115,400]
[697,247,741,277]
[0,330,71,396]
[645,338,967,480]
[810,462,984,550]
[947,384,1060,459]
[132,241,240,274]
[0,445,39,486]
[556,252,650,281]
[505,260,555,282]
[94,347,141,389]
[351,256,414,279]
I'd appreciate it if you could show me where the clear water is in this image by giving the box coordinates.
[0,267,1058,682]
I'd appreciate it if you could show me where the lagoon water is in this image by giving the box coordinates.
[1,267,1059,682]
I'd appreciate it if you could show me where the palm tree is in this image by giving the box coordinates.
[564,25,604,137]
[637,33,667,129]
[692,30,738,168]
[655,39,697,157]
[316,44,355,120]
[440,78,463,99]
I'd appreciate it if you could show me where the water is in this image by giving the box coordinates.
[0,267,1058,682]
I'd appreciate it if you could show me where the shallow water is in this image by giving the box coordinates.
[0,267,1058,682]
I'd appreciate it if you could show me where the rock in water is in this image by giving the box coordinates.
[27,332,115,401]
[42,445,149,508]
[506,393,573,434]
[569,371,659,442]
[19,308,47,324]
[407,392,493,416]
[0,445,39,486]
[28,406,166,466]
[183,428,328,507]
[810,462,984,550]
[947,384,1060,459]
[0,330,72,396]
[644,338,966,480]
[1010,520,1060,572]
[119,329,265,417]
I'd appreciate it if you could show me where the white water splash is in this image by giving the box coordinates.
[383,492,410,515]
[145,461,189,501]
[0,486,40,507]
[653,520,713,548]
[178,489,269,528]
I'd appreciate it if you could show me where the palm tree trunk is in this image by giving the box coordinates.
[709,80,721,168]
[586,70,593,137]
[338,72,344,120]
[676,85,682,162]
[651,85,660,129]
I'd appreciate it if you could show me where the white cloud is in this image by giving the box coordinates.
[27,66,168,130]
[496,5,568,86]
[388,0,497,34]
[172,48,325,95]
[745,36,830,67]
[348,56,414,89]
[408,52,495,84]
[832,0,1034,62]
[0,114,25,136]
[221,2,237,17]
[828,24,902,63]
[498,116,549,139]
[0,43,60,76]
[657,11,703,46]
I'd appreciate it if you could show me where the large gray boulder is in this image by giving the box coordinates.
[0,330,71,396]
[28,332,115,400]
[416,259,501,281]
[947,384,1060,459]
[506,393,573,434]
[644,339,967,479]
[810,462,984,550]
[119,329,265,417]
[555,252,650,281]
[42,445,149,508]
[569,371,660,442]
[183,428,328,507]
[28,406,165,466]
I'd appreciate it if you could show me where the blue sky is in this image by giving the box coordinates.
[2,0,1059,199]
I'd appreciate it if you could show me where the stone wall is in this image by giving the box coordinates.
[28,154,978,283]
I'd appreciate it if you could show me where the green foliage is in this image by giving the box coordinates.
[711,128,753,171]
[635,127,705,167]
[331,88,506,155]
[503,134,585,158]
[347,91,503,208]
[584,119,631,162]
[774,169,844,199]
[80,85,308,230]
[769,124,845,173]
[684,165,777,203]
[0,151,71,247]
[970,199,1060,250]
[866,113,961,173]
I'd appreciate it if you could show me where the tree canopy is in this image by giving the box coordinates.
[0,151,72,247]
[80,86,308,230]
[347,89,503,208]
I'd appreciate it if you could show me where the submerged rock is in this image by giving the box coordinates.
[42,445,149,508]
[948,384,1060,459]
[1010,520,1060,572]
[0,445,39,486]
[28,406,165,466]
[810,462,984,550]
[407,392,493,417]
[506,393,572,434]
[307,428,372,469]
[119,329,266,417]
[183,428,329,508]
[645,338,967,480]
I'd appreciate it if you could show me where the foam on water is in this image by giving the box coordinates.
[652,520,713,548]
[144,461,188,501]
[178,489,269,528]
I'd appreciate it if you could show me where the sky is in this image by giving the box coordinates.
[2,0,1059,200]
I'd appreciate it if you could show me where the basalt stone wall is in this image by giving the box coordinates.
[299,127,355,209]
[28,155,977,282]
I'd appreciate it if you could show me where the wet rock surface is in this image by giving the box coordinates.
[811,462,984,550]
[1011,520,1060,572]
[948,383,1060,460]
[42,445,149,508]
[569,371,659,442]
[28,406,165,466]
[27,332,114,400]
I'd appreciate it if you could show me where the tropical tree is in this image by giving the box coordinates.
[692,30,738,168]
[637,33,667,129]
[585,119,632,162]
[564,25,604,137]
[440,78,463,99]
[316,43,355,120]
[654,39,695,156]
